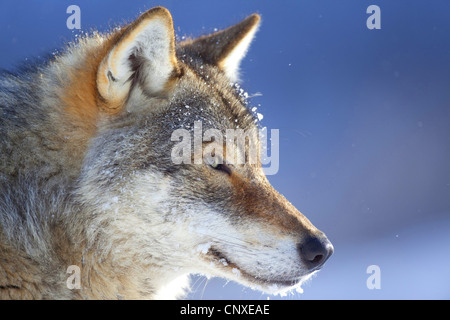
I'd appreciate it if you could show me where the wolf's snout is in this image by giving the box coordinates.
[298,236,333,270]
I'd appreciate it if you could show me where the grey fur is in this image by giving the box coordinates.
[0,7,332,299]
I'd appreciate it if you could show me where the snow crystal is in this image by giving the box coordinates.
[196,242,212,254]
[267,284,279,292]
[232,268,241,278]
[219,258,228,266]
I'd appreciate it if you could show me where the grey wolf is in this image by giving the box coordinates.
[0,7,333,299]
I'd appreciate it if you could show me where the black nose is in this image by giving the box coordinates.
[298,236,333,270]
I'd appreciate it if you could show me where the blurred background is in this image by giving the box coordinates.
[1,0,449,299]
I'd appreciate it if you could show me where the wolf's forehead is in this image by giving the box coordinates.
[168,69,256,131]
[169,93,255,133]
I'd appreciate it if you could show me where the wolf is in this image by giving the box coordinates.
[0,7,333,299]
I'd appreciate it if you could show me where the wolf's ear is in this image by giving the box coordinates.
[182,14,260,83]
[97,7,181,111]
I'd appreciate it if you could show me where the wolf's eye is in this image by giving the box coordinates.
[211,163,232,175]
[208,157,232,175]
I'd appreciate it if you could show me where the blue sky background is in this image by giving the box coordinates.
[1,1,449,299]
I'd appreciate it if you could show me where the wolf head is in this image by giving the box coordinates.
[73,7,333,297]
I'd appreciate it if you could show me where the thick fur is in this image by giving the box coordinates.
[0,7,332,299]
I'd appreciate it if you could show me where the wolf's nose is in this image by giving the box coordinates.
[298,236,333,270]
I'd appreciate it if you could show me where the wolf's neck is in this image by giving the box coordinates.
[60,207,190,299]
[75,253,190,299]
